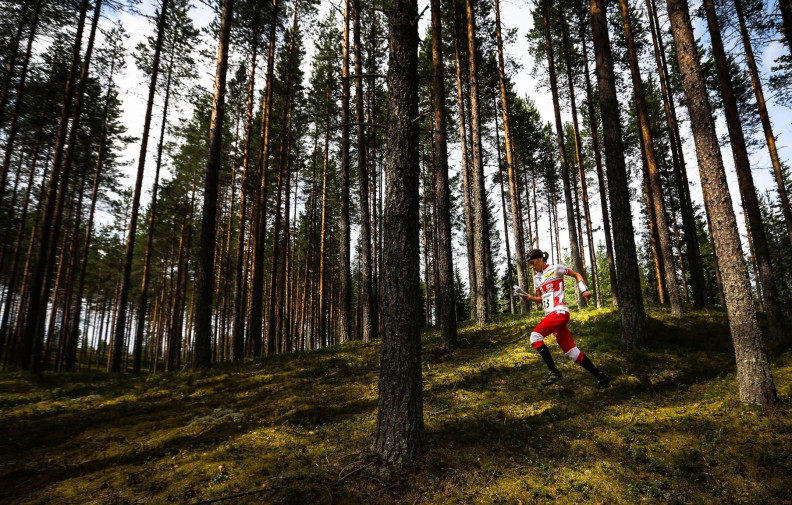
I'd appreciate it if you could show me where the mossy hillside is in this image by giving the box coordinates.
[1,306,791,504]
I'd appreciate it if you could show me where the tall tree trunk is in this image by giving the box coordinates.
[250,0,279,357]
[734,0,792,252]
[353,0,375,342]
[578,12,618,305]
[0,0,42,199]
[231,37,259,361]
[21,0,98,372]
[560,20,600,307]
[430,0,458,347]
[453,3,476,320]
[266,4,299,355]
[589,0,647,347]
[339,0,352,342]
[464,0,491,324]
[194,0,233,369]
[374,0,424,465]
[645,0,706,307]
[666,0,777,405]
[541,0,586,308]
[318,84,331,345]
[494,0,528,313]
[110,0,168,372]
[618,0,682,318]
[702,0,786,343]
[0,0,29,129]
[494,105,515,314]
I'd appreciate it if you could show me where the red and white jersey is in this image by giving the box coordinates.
[533,264,570,315]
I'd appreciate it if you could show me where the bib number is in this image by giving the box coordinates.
[542,291,553,312]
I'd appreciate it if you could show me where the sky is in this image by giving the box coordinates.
[101,0,792,290]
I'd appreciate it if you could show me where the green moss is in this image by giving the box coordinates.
[1,306,791,504]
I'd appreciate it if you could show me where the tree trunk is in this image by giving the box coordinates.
[453,3,477,321]
[560,19,600,307]
[578,13,618,305]
[430,0,458,347]
[194,0,233,369]
[494,105,515,314]
[645,0,706,307]
[666,0,777,405]
[339,0,352,343]
[781,0,792,57]
[110,0,168,372]
[464,0,491,324]
[250,0,279,357]
[589,0,647,347]
[618,0,682,318]
[374,0,424,465]
[494,0,529,313]
[703,0,786,343]
[734,0,792,252]
[541,0,586,308]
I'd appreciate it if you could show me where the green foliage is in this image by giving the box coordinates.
[2,307,790,504]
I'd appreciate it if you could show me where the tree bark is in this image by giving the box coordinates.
[541,0,586,308]
[618,0,682,318]
[194,0,233,369]
[339,0,352,342]
[374,0,424,465]
[431,0,458,347]
[494,0,529,313]
[781,0,792,57]
[110,0,168,372]
[464,0,491,324]
[589,0,647,347]
[666,0,777,405]
[702,0,786,343]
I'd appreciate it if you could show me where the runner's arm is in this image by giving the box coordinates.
[565,268,592,299]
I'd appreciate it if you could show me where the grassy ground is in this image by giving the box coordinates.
[1,305,791,505]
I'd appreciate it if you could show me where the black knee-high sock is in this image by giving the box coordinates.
[579,355,605,378]
[536,344,558,372]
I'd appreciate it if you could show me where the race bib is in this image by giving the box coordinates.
[542,291,553,313]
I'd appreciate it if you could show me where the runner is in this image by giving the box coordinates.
[514,248,612,388]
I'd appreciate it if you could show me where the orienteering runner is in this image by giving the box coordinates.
[514,248,611,388]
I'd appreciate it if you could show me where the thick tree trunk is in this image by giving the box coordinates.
[702,0,786,343]
[374,0,424,465]
[589,0,647,347]
[666,0,777,405]
[781,0,792,56]
[464,0,491,324]
[194,0,233,369]
[541,0,586,308]
[430,0,458,348]
[618,0,682,318]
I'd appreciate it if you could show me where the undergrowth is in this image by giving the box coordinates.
[1,305,791,504]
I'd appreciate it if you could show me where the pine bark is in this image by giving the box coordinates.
[374,0,424,465]
[541,0,586,308]
[589,0,647,347]
[194,0,233,369]
[666,0,777,405]
[464,0,491,324]
[110,0,168,372]
[339,0,352,342]
[734,0,792,252]
[430,0,458,347]
[618,0,682,318]
[702,0,786,343]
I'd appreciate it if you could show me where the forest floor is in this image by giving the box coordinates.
[1,305,791,505]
